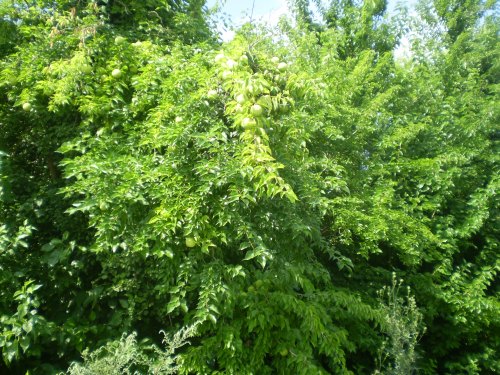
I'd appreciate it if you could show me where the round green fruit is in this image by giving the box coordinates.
[175,116,183,123]
[236,94,246,104]
[81,65,92,74]
[22,102,32,111]
[271,56,280,64]
[241,117,257,129]
[115,36,126,45]
[255,280,264,288]
[248,286,255,293]
[226,59,237,69]
[214,53,225,63]
[279,348,288,356]
[111,69,122,78]
[185,237,196,248]
[207,89,218,99]
[250,104,263,116]
[277,62,287,71]
[222,70,233,79]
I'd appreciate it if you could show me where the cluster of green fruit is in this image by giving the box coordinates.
[110,36,127,79]
[20,35,133,112]
[211,51,289,132]
[182,53,291,250]
[82,35,129,79]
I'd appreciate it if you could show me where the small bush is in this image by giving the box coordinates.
[65,324,199,375]
[375,274,426,375]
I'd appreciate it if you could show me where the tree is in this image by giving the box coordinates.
[323,0,397,59]
[1,0,498,373]
[0,0,212,373]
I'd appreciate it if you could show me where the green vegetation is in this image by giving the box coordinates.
[0,0,498,373]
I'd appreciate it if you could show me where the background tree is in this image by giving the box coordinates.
[323,0,397,59]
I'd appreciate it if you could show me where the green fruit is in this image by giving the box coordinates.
[250,104,263,116]
[271,56,280,64]
[185,237,196,248]
[226,59,237,69]
[175,116,183,123]
[214,53,225,63]
[115,36,126,45]
[222,70,233,79]
[81,64,92,74]
[111,68,122,78]
[22,102,32,111]
[207,89,218,99]
[255,279,264,288]
[241,117,256,129]
[277,62,287,71]
[236,94,246,104]
[248,286,255,293]
[279,348,288,356]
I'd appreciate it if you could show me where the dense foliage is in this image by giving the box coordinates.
[0,0,498,373]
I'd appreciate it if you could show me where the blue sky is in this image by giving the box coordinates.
[206,0,415,40]
[207,0,288,20]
